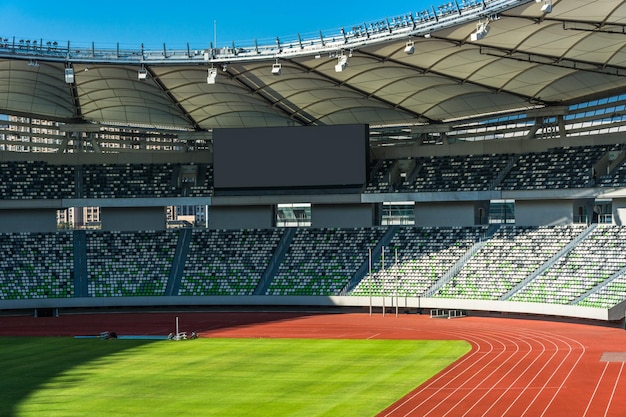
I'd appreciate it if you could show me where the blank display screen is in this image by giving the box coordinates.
[213,124,369,189]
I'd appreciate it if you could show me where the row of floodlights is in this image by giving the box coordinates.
[62,0,553,87]
[207,53,351,84]
[63,66,148,83]
[62,57,350,86]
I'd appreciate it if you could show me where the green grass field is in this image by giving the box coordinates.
[1,337,470,417]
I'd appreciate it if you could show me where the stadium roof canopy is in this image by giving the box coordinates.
[1,0,626,133]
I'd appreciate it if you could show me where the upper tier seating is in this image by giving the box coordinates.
[0,232,73,299]
[180,229,283,296]
[597,160,626,187]
[0,161,75,199]
[435,225,587,300]
[267,227,387,295]
[183,164,213,197]
[397,154,512,192]
[82,164,180,198]
[351,226,488,296]
[86,230,178,297]
[363,145,619,193]
[496,146,609,190]
[365,159,395,193]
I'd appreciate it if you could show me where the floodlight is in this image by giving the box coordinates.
[271,63,281,75]
[404,40,415,54]
[470,21,490,41]
[64,68,74,84]
[335,55,348,72]
[138,67,148,80]
[207,67,217,84]
[540,0,552,13]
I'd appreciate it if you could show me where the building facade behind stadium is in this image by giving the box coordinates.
[1,0,626,323]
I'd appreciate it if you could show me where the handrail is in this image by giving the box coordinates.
[0,0,531,64]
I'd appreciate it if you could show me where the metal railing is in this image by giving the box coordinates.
[0,0,529,64]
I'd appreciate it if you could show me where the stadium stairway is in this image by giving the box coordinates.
[166,228,193,296]
[343,226,399,294]
[500,223,598,301]
[254,228,296,295]
[572,264,626,305]
[73,230,89,297]
[422,231,492,297]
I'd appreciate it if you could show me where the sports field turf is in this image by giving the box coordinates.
[1,337,470,417]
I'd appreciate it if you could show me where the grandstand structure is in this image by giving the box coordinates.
[1,0,626,322]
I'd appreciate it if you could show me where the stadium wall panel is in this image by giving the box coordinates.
[0,296,612,321]
[0,209,57,232]
[208,205,274,229]
[515,199,574,226]
[311,204,375,228]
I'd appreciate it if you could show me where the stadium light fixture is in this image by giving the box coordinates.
[470,20,490,41]
[538,0,552,13]
[335,54,348,72]
[64,68,75,84]
[271,61,281,75]
[404,40,415,55]
[138,66,148,80]
[207,67,217,84]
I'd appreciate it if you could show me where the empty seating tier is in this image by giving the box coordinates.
[267,227,386,296]
[0,232,74,299]
[86,230,178,297]
[435,225,587,300]
[180,229,283,296]
[0,161,74,199]
[505,225,626,305]
[351,226,487,297]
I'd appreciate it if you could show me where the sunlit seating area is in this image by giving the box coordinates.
[0,223,625,312]
[180,229,283,296]
[351,226,488,296]
[510,225,626,305]
[0,232,73,299]
[267,227,386,295]
[434,225,588,300]
[579,269,626,308]
[86,230,178,297]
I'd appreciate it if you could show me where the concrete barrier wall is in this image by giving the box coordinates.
[0,296,611,321]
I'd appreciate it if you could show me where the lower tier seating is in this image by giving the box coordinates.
[0,225,625,311]
[86,230,178,297]
[0,232,74,299]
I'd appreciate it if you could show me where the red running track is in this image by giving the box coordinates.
[1,311,625,416]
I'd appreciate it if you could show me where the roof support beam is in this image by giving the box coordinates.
[225,65,317,126]
[479,46,626,77]
[143,66,203,131]
[66,63,82,120]
[357,48,548,108]
[289,58,433,124]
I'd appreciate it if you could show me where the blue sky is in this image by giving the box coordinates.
[2,1,432,50]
